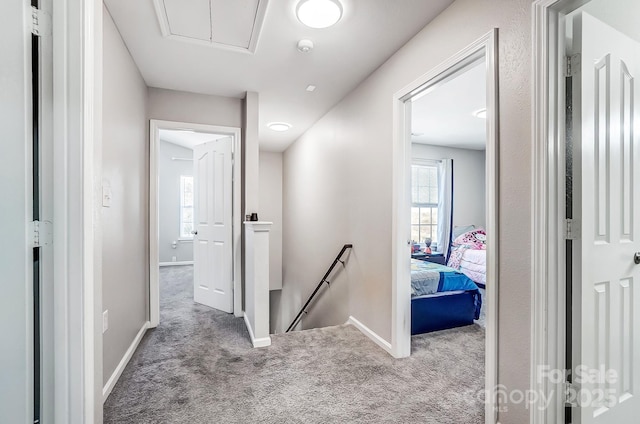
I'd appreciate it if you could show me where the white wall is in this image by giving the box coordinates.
[259,151,283,289]
[258,151,287,333]
[571,0,640,43]
[159,141,193,263]
[282,0,532,422]
[242,92,261,314]
[244,222,272,346]
[148,87,243,128]
[102,8,149,386]
[243,92,260,216]
[412,144,486,229]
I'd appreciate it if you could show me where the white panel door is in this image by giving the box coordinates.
[193,137,234,313]
[0,1,33,422]
[574,12,640,423]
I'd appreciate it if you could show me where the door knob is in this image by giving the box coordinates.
[191,230,198,236]
[635,252,640,265]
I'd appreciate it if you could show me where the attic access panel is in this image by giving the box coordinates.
[153,0,268,53]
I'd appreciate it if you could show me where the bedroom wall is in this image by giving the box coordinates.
[281,0,532,422]
[158,141,194,264]
[412,143,486,229]
[102,6,149,389]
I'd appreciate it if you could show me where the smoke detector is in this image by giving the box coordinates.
[297,39,314,53]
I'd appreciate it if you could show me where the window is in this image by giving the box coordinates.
[180,175,194,239]
[411,163,439,245]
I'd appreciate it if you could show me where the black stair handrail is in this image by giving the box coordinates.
[285,244,353,332]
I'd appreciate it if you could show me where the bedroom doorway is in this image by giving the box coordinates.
[149,120,243,327]
[391,30,499,421]
[409,58,488,333]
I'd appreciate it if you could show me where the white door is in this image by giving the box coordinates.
[193,137,234,313]
[573,12,640,423]
[0,1,34,422]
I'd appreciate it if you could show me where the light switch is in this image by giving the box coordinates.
[102,185,112,207]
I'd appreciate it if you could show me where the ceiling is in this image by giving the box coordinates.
[160,129,227,150]
[103,0,454,151]
[411,60,486,150]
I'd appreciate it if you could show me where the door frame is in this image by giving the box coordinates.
[391,29,499,423]
[149,119,243,327]
[51,0,103,421]
[531,1,591,423]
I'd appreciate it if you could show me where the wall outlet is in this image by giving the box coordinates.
[172,256,177,262]
[102,310,109,333]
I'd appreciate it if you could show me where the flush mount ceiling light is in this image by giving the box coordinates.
[296,0,343,29]
[268,122,292,132]
[473,108,487,119]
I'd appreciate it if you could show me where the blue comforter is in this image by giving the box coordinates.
[411,259,482,318]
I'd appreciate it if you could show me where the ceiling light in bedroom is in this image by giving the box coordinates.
[268,122,292,132]
[473,108,487,119]
[296,0,343,29]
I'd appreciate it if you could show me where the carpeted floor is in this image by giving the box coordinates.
[103,266,485,424]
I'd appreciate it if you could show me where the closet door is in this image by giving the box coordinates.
[0,1,36,422]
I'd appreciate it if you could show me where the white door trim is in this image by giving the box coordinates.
[39,0,56,419]
[391,29,499,423]
[530,2,590,423]
[52,0,103,422]
[149,119,243,327]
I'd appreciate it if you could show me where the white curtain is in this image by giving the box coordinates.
[437,159,453,258]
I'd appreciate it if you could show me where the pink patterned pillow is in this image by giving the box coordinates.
[453,229,487,250]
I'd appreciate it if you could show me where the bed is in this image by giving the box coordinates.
[447,228,487,289]
[458,249,486,288]
[411,259,482,335]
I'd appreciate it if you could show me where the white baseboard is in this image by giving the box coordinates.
[159,261,193,267]
[243,314,271,348]
[103,321,150,402]
[346,316,393,355]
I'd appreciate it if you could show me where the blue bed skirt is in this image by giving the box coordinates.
[411,290,478,335]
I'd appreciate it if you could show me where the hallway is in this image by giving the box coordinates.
[104,266,485,423]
